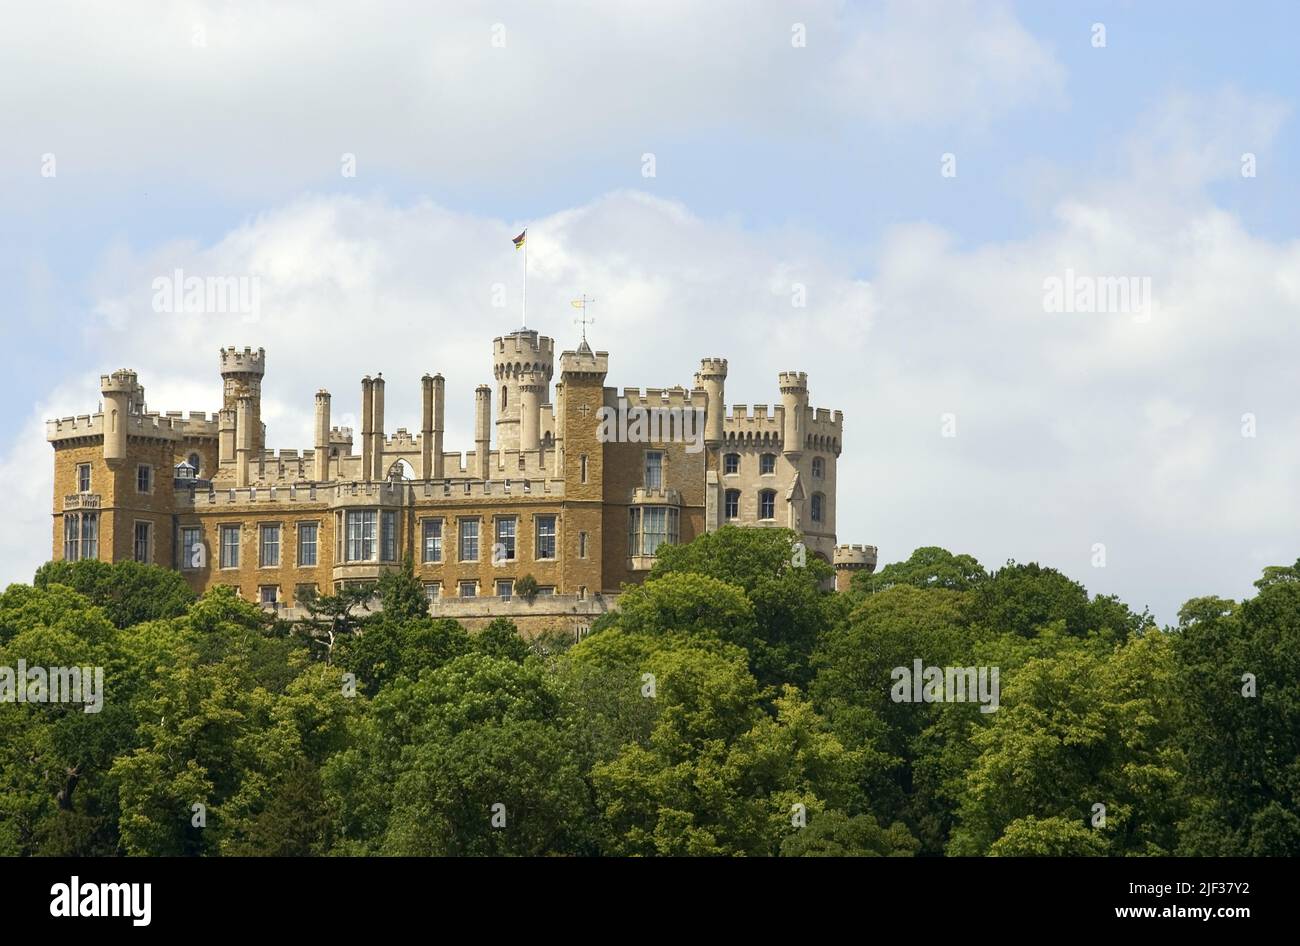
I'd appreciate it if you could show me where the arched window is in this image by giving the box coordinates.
[812,456,824,478]
[811,492,824,523]
[724,489,740,519]
[758,489,776,520]
[501,385,508,409]
[724,453,740,475]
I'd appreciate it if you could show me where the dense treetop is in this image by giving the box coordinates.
[2,531,1296,856]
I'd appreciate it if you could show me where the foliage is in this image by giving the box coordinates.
[33,559,196,629]
[6,542,1296,857]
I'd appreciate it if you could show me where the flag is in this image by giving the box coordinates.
[571,298,585,309]
[512,230,527,250]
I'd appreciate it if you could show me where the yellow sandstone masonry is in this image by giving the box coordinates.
[47,331,873,635]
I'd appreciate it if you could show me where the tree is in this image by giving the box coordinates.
[857,546,987,593]
[472,617,530,663]
[1173,561,1300,856]
[948,631,1185,856]
[648,525,837,688]
[32,560,195,629]
[780,810,919,857]
[515,574,540,602]
[299,584,375,663]
[374,555,428,622]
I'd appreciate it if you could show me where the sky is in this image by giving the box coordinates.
[2,0,1298,625]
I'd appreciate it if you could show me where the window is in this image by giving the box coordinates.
[644,451,663,489]
[495,517,517,562]
[501,385,507,409]
[496,580,514,599]
[136,465,152,494]
[345,510,376,561]
[188,452,201,477]
[811,492,824,523]
[295,584,318,606]
[77,464,91,493]
[81,513,98,561]
[535,515,557,559]
[628,506,679,557]
[459,581,478,598]
[812,456,824,478]
[259,586,279,606]
[64,515,79,561]
[760,453,776,475]
[422,519,443,563]
[381,510,397,561]
[578,531,588,558]
[459,518,480,561]
[759,490,776,520]
[298,522,318,567]
[260,524,281,567]
[536,586,555,597]
[580,454,588,484]
[220,525,240,568]
[724,489,740,519]
[134,521,152,563]
[724,453,740,475]
[181,526,202,570]
[422,582,441,602]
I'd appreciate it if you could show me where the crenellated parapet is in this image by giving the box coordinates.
[219,345,266,377]
[618,386,708,412]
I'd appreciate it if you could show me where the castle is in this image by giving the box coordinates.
[48,328,877,635]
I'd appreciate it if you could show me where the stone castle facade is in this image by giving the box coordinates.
[48,329,876,635]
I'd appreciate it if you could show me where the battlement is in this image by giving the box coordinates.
[618,386,707,411]
[219,346,266,376]
[725,403,783,427]
[697,357,728,380]
[493,330,555,375]
[778,370,808,392]
[833,544,878,568]
[808,408,844,434]
[559,348,609,377]
[100,369,138,394]
[47,414,101,441]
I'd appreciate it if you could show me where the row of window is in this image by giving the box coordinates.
[76,462,155,495]
[184,513,576,570]
[182,522,320,570]
[76,454,207,497]
[723,490,825,522]
[419,514,564,564]
[250,579,575,607]
[721,454,825,478]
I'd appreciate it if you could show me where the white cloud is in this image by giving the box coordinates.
[5,85,1299,627]
[0,0,1062,193]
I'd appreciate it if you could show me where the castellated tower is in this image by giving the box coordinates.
[695,357,728,446]
[833,544,878,593]
[220,346,266,455]
[779,371,808,458]
[493,330,554,452]
[99,368,139,464]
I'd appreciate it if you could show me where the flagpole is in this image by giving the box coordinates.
[522,231,527,329]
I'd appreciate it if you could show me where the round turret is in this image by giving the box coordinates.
[833,543,879,592]
[492,330,555,451]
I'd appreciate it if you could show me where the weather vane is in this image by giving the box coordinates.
[571,294,595,345]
